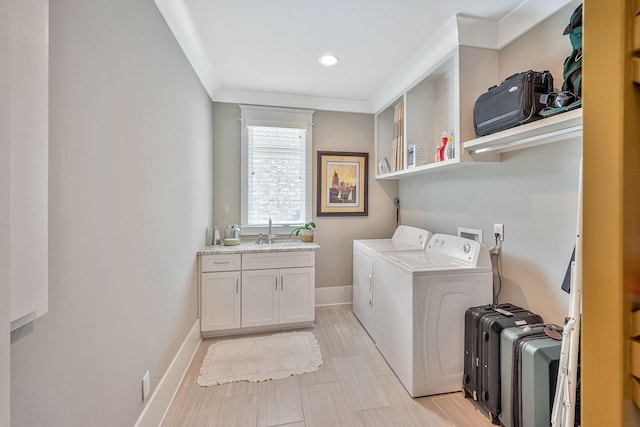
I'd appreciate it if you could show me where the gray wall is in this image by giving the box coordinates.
[10,0,213,425]
[399,1,582,324]
[212,103,397,288]
[400,141,580,324]
[1,0,10,422]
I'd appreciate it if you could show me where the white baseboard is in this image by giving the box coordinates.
[315,285,352,306]
[134,319,201,427]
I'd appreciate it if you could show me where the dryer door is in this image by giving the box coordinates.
[353,248,375,339]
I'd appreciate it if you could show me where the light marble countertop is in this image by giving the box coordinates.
[198,240,320,255]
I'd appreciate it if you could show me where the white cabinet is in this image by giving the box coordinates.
[375,46,498,179]
[352,247,375,338]
[199,250,315,336]
[279,267,315,324]
[242,251,315,327]
[9,0,49,331]
[201,271,241,331]
[200,254,242,333]
[241,269,280,327]
[242,266,315,327]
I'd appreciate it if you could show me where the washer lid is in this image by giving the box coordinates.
[354,225,432,253]
[354,238,426,253]
[381,250,492,276]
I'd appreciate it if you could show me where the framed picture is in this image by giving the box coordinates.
[317,151,368,216]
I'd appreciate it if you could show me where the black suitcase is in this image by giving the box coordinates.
[463,304,543,424]
[479,306,543,424]
[473,70,554,136]
[463,303,520,401]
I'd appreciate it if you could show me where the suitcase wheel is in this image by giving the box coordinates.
[462,388,472,399]
[489,413,500,425]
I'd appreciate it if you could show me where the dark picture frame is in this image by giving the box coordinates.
[317,151,368,217]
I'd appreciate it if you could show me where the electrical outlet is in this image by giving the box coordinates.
[494,224,504,241]
[142,370,150,401]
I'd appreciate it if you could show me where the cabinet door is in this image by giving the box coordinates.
[353,249,375,338]
[201,271,241,332]
[242,269,279,327]
[279,267,315,324]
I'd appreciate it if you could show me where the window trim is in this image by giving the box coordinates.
[240,105,314,235]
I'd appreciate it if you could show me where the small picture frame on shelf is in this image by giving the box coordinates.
[377,158,390,175]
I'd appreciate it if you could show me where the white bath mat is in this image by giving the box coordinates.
[197,331,322,386]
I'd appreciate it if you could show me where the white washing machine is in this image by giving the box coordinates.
[374,233,493,397]
[352,225,432,341]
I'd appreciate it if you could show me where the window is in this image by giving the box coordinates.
[240,105,314,233]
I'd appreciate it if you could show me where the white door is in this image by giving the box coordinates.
[242,269,279,327]
[279,267,315,324]
[201,271,240,331]
[353,248,375,338]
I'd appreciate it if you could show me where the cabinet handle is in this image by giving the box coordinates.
[368,274,372,291]
[281,276,284,290]
[236,278,239,294]
[275,276,278,291]
[213,260,230,265]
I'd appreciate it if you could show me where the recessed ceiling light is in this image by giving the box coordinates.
[318,54,338,67]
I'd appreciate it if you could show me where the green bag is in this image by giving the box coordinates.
[562,4,583,96]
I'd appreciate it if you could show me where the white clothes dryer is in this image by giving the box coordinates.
[352,225,432,341]
[374,234,493,397]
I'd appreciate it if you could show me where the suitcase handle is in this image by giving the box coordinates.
[493,307,514,317]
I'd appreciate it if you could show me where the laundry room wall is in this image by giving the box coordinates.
[10,0,213,425]
[312,110,398,293]
[398,1,582,324]
[212,104,397,298]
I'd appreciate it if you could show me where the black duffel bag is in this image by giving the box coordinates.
[473,70,554,136]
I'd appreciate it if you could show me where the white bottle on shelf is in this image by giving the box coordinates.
[446,131,455,160]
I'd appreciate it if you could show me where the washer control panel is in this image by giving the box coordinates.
[427,234,482,264]
[392,225,433,250]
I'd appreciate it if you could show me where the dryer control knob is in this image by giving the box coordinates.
[462,243,471,254]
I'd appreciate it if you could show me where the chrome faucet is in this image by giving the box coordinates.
[256,218,278,244]
[267,217,277,243]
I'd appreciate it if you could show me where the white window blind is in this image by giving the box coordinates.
[240,105,314,231]
[246,126,307,225]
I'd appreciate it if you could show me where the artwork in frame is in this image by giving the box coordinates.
[317,151,368,217]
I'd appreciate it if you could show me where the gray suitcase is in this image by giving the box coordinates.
[500,325,562,427]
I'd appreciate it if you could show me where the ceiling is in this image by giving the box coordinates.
[154,0,571,113]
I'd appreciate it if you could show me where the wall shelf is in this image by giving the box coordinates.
[376,158,462,180]
[376,109,582,181]
[375,45,498,180]
[463,108,583,156]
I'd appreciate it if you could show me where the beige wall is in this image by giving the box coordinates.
[212,104,398,289]
[312,110,398,287]
[399,1,582,325]
[498,0,580,88]
[9,0,213,425]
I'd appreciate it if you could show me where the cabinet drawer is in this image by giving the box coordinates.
[243,251,315,270]
[201,254,241,272]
